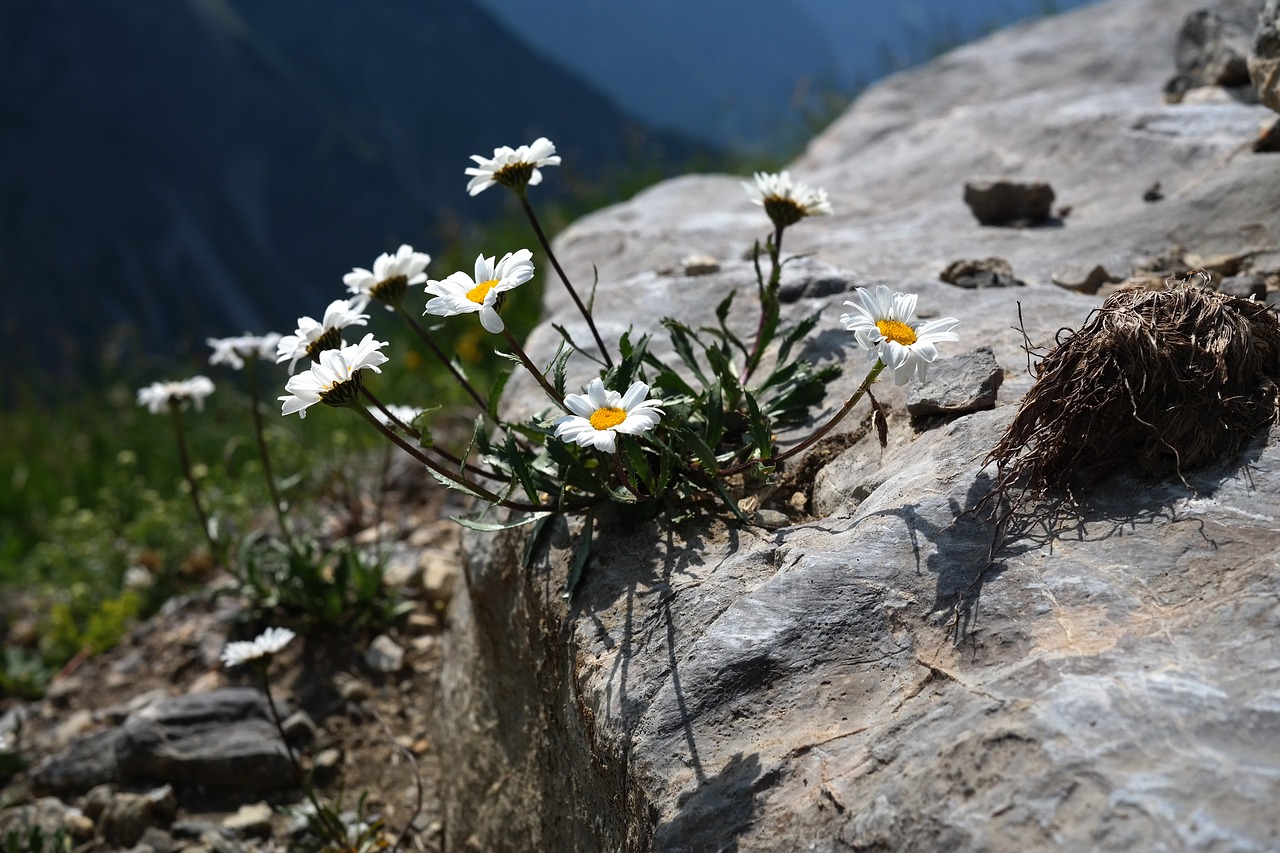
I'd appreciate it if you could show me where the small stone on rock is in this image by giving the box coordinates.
[681,255,720,276]
[753,509,790,530]
[365,634,406,674]
[963,179,1055,226]
[1219,273,1265,300]
[939,257,1025,288]
[333,672,369,702]
[1051,263,1117,294]
[906,346,1004,417]
[222,802,274,838]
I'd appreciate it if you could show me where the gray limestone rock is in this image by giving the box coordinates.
[1251,0,1280,112]
[1165,6,1258,101]
[439,0,1280,850]
[906,346,1004,417]
[962,179,1055,226]
[115,689,294,793]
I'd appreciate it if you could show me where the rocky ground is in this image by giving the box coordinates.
[0,470,464,852]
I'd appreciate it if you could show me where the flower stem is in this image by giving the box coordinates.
[245,359,295,552]
[721,359,886,477]
[396,306,490,411]
[259,667,344,842]
[741,225,785,385]
[361,386,508,483]
[169,401,219,559]
[501,328,566,408]
[517,189,614,367]
[354,402,549,513]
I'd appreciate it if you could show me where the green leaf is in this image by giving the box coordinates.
[522,513,554,569]
[459,414,486,476]
[620,436,655,494]
[550,340,574,395]
[708,476,752,524]
[743,388,773,462]
[424,465,487,500]
[775,310,823,365]
[705,381,725,450]
[486,370,513,422]
[453,512,551,532]
[564,509,594,600]
[670,425,720,476]
[503,432,542,503]
[661,320,711,386]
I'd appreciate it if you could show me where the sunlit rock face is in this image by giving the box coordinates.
[439,0,1280,850]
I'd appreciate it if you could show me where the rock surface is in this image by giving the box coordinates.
[440,0,1280,850]
[1252,0,1280,112]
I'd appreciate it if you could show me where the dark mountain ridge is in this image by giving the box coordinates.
[0,0,708,383]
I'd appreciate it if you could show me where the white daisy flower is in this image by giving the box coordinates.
[465,137,561,196]
[554,378,664,454]
[743,170,832,228]
[276,298,370,373]
[137,375,216,414]
[840,285,960,385]
[207,333,282,370]
[343,244,431,309]
[221,626,296,668]
[424,249,535,334]
[278,333,389,418]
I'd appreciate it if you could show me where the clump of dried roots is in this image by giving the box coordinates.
[988,278,1280,508]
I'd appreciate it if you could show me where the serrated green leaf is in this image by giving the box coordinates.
[423,465,487,500]
[452,512,551,532]
[504,432,543,503]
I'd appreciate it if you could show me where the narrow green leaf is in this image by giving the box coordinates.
[705,381,725,450]
[743,388,774,462]
[522,513,554,569]
[564,509,594,600]
[661,320,711,386]
[423,466,487,500]
[453,512,551,532]
[486,370,513,421]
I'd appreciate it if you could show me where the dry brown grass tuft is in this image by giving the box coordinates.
[988,276,1280,506]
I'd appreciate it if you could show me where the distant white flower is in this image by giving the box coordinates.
[276,298,370,373]
[424,249,535,334]
[207,333,282,370]
[465,137,561,196]
[343,244,431,309]
[372,404,425,430]
[137,376,216,414]
[279,333,389,418]
[554,378,663,454]
[743,170,832,228]
[840,285,960,385]
[221,626,296,668]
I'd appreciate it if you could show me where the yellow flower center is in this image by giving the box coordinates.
[876,319,917,346]
[589,407,627,431]
[466,278,500,304]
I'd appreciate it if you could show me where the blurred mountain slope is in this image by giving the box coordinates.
[0,0,707,379]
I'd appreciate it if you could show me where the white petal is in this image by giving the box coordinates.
[479,306,505,333]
